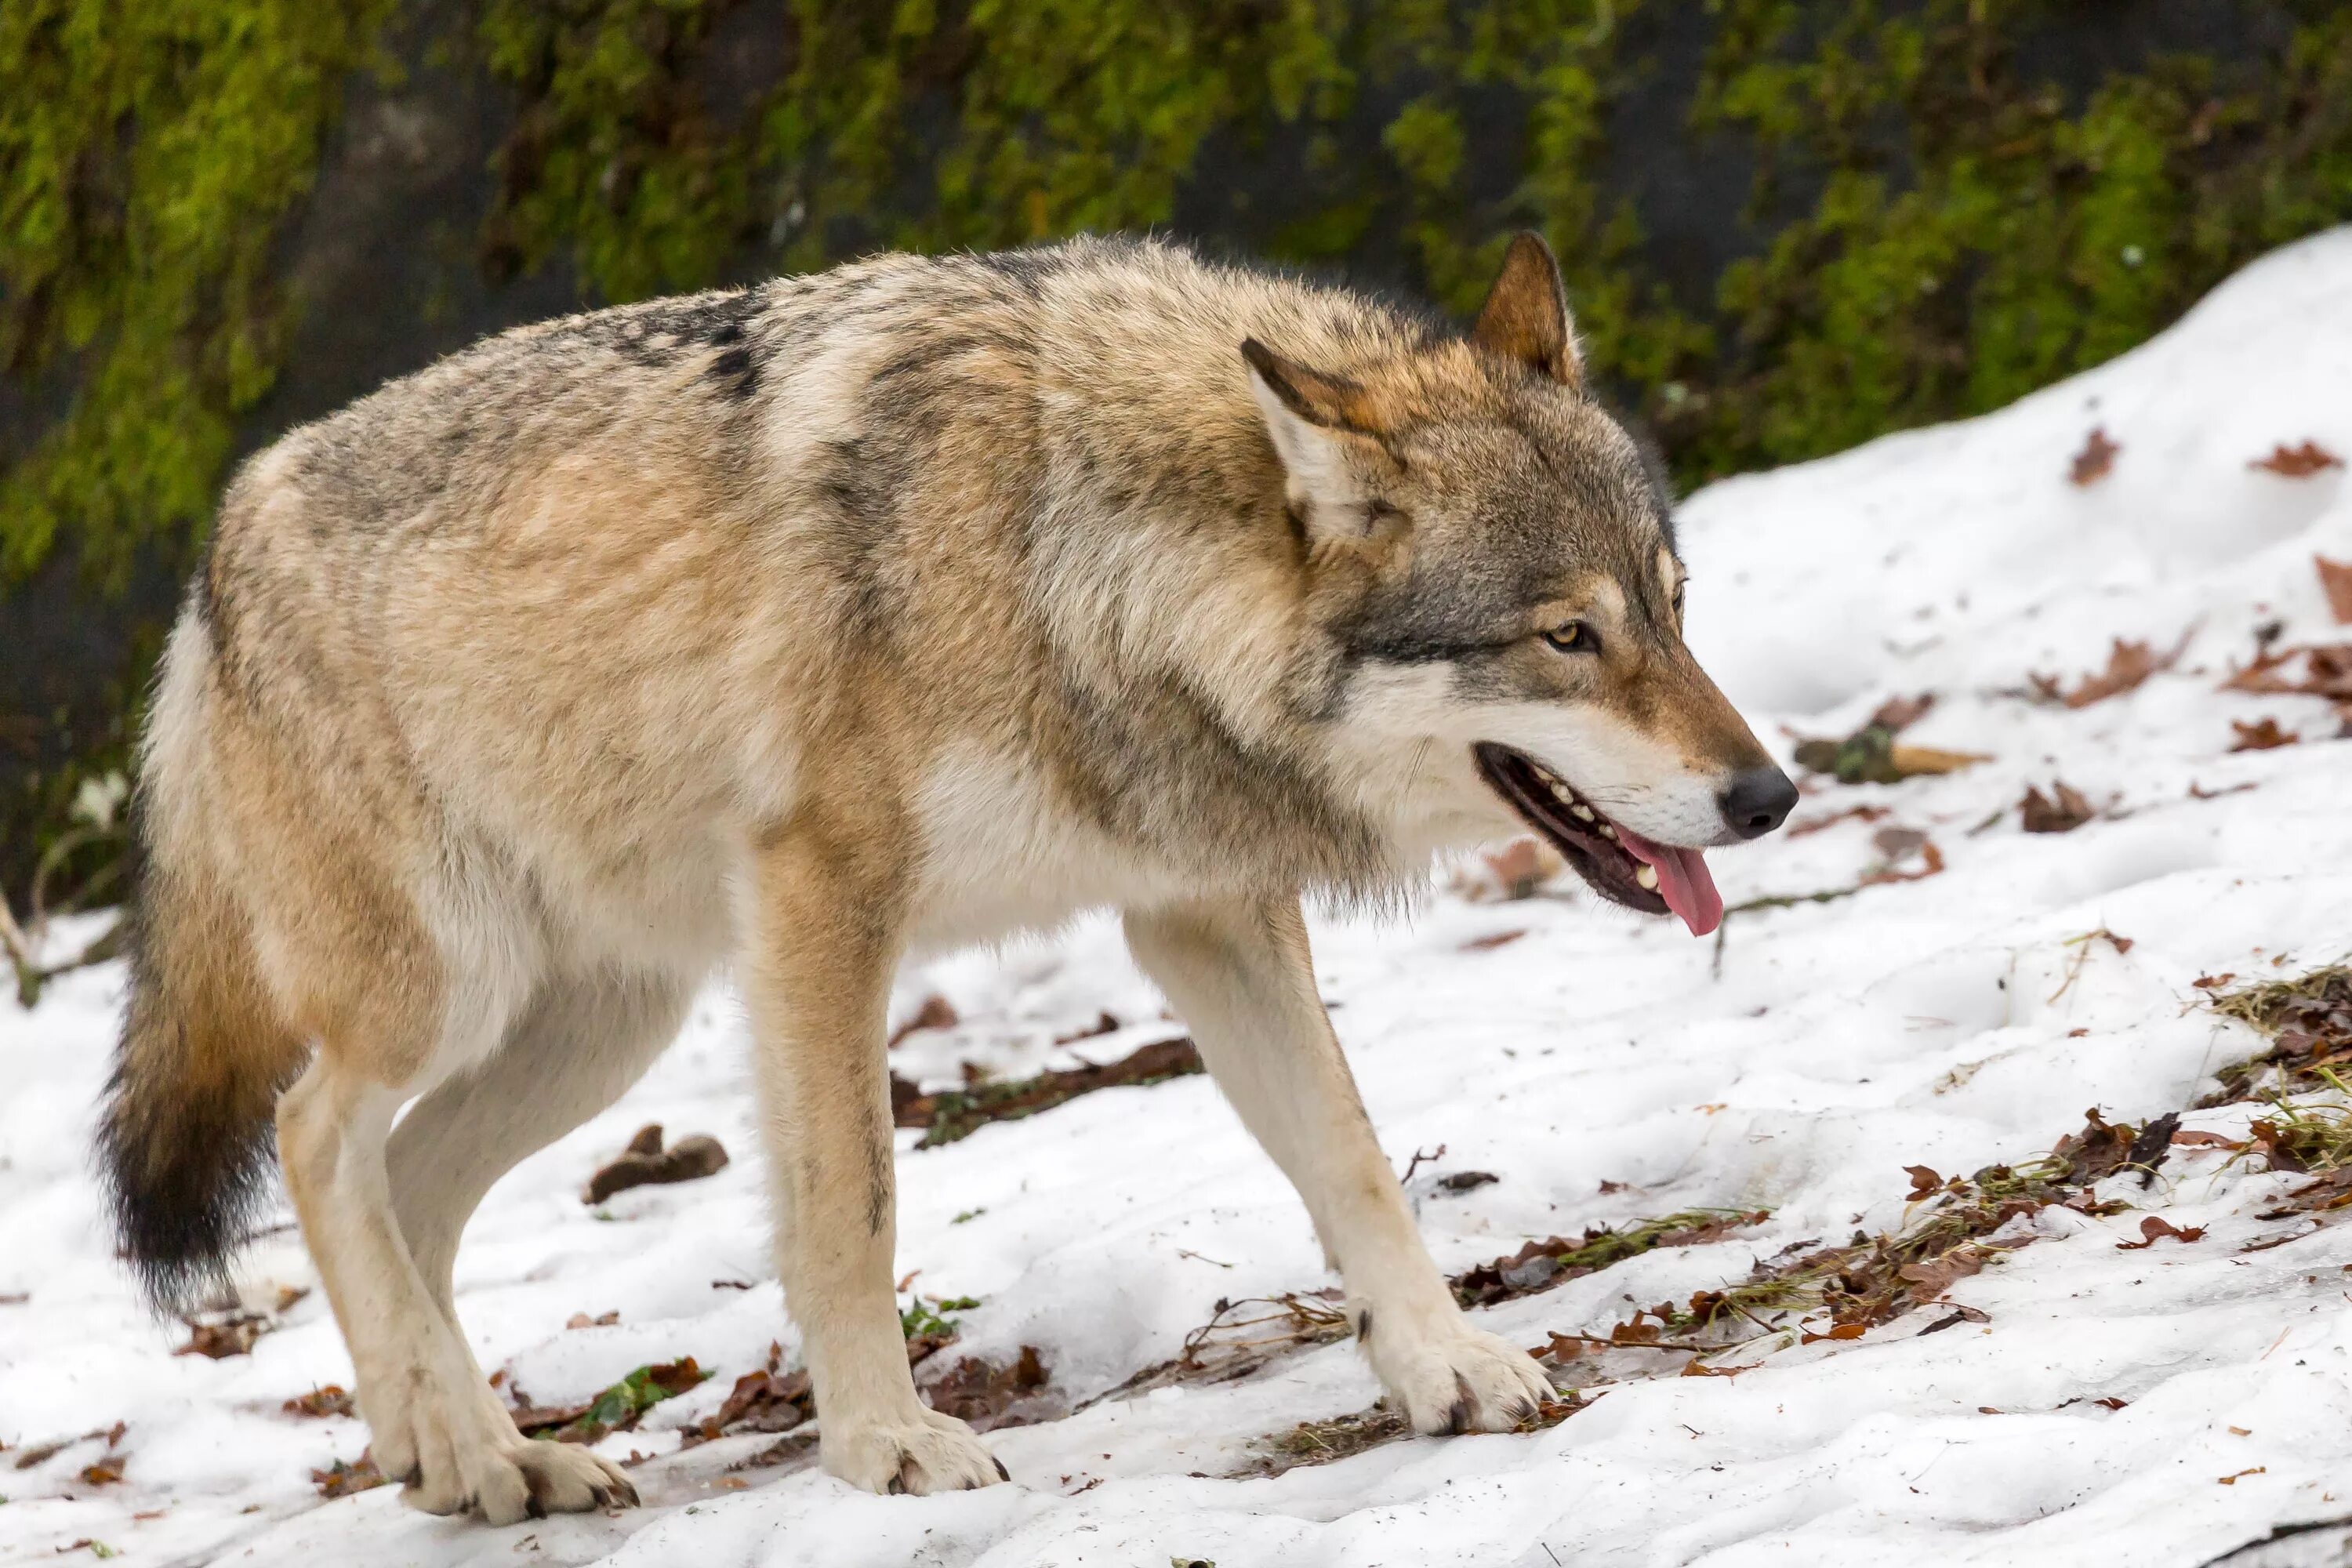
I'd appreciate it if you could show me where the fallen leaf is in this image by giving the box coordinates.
[2230,717,2297,752]
[1461,929,1527,952]
[1896,1247,1990,1297]
[2250,441,2344,477]
[2170,1129,2245,1149]
[565,1311,620,1330]
[1873,826,1930,861]
[1917,1305,1991,1335]
[174,1310,274,1359]
[1435,1171,1499,1192]
[1800,1323,1867,1345]
[2218,1465,2267,1485]
[2020,781,2097,833]
[281,1385,355,1419]
[692,1343,812,1441]
[2069,426,2121,485]
[887,995,959,1048]
[2318,557,2352,624]
[1867,693,1936,732]
[583,1127,730,1204]
[1903,1164,1944,1200]
[2116,1214,2205,1250]
[923,1345,1055,1432]
[1859,840,1946,887]
[310,1454,388,1498]
[79,1458,124,1486]
[2031,634,2187,708]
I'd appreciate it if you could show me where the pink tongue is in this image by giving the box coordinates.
[1616,828,1723,938]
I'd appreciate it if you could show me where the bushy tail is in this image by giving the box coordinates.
[96,808,307,1313]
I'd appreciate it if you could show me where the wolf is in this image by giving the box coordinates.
[97,231,1794,1521]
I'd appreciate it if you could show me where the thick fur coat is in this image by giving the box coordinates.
[100,233,1791,1519]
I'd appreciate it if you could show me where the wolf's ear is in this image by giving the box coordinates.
[1473,232,1581,387]
[1241,338,1385,537]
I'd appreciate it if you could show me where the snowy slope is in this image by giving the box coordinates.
[6,228,2352,1568]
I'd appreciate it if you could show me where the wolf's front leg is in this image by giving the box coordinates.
[739,822,1005,1495]
[1125,894,1554,1434]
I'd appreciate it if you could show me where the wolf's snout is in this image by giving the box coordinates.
[1720,765,1798,840]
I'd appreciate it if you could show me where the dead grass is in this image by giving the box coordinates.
[893,1037,1202,1149]
[2199,964,2352,1105]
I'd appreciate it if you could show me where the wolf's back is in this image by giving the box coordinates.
[96,608,307,1313]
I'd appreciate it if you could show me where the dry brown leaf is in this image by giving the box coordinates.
[583,1127,729,1204]
[2020,781,2097,834]
[281,1385,356,1419]
[310,1454,388,1498]
[2069,426,2121,485]
[2033,635,2187,709]
[2250,441,2345,477]
[1867,693,1936,732]
[1800,1322,1867,1345]
[2230,717,2298,752]
[1461,929,1528,952]
[2116,1214,2205,1250]
[887,995,959,1048]
[922,1345,1058,1432]
[2317,557,2352,624]
[2223,641,2352,701]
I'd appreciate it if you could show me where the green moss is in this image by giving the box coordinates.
[1,0,394,591]
[6,0,2352,902]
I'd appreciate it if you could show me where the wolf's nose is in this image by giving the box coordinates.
[1721,766,1798,839]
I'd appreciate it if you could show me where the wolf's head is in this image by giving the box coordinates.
[1249,235,1794,935]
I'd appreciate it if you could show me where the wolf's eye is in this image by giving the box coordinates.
[1671,582,1686,618]
[1542,621,1596,654]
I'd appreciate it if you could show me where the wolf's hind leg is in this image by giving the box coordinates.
[1124,893,1555,1436]
[365,967,692,1517]
[388,967,692,1321]
[739,820,1005,1497]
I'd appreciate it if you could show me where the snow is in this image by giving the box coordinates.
[8,227,2352,1568]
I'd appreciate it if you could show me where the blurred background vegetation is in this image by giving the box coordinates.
[4,0,2350,913]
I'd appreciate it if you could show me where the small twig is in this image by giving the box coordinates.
[1399,1144,1447,1184]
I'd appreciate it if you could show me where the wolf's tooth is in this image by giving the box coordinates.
[1599,823,1617,840]
[1635,863,1659,891]
[1571,804,1595,822]
[1549,781,1575,805]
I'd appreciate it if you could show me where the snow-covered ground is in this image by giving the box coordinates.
[7,230,2352,1568]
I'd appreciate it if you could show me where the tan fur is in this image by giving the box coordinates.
[100,234,1785,1521]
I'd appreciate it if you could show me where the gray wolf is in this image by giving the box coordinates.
[97,231,1793,1520]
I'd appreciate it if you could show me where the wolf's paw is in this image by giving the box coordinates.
[824,1407,1007,1496]
[368,1372,638,1524]
[1368,1320,1555,1436]
[400,1437,637,1525]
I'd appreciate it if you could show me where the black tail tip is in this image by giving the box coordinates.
[96,1080,280,1317]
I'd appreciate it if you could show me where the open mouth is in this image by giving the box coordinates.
[1471,742,1725,937]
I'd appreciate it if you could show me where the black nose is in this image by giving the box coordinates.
[1721,766,1798,839]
